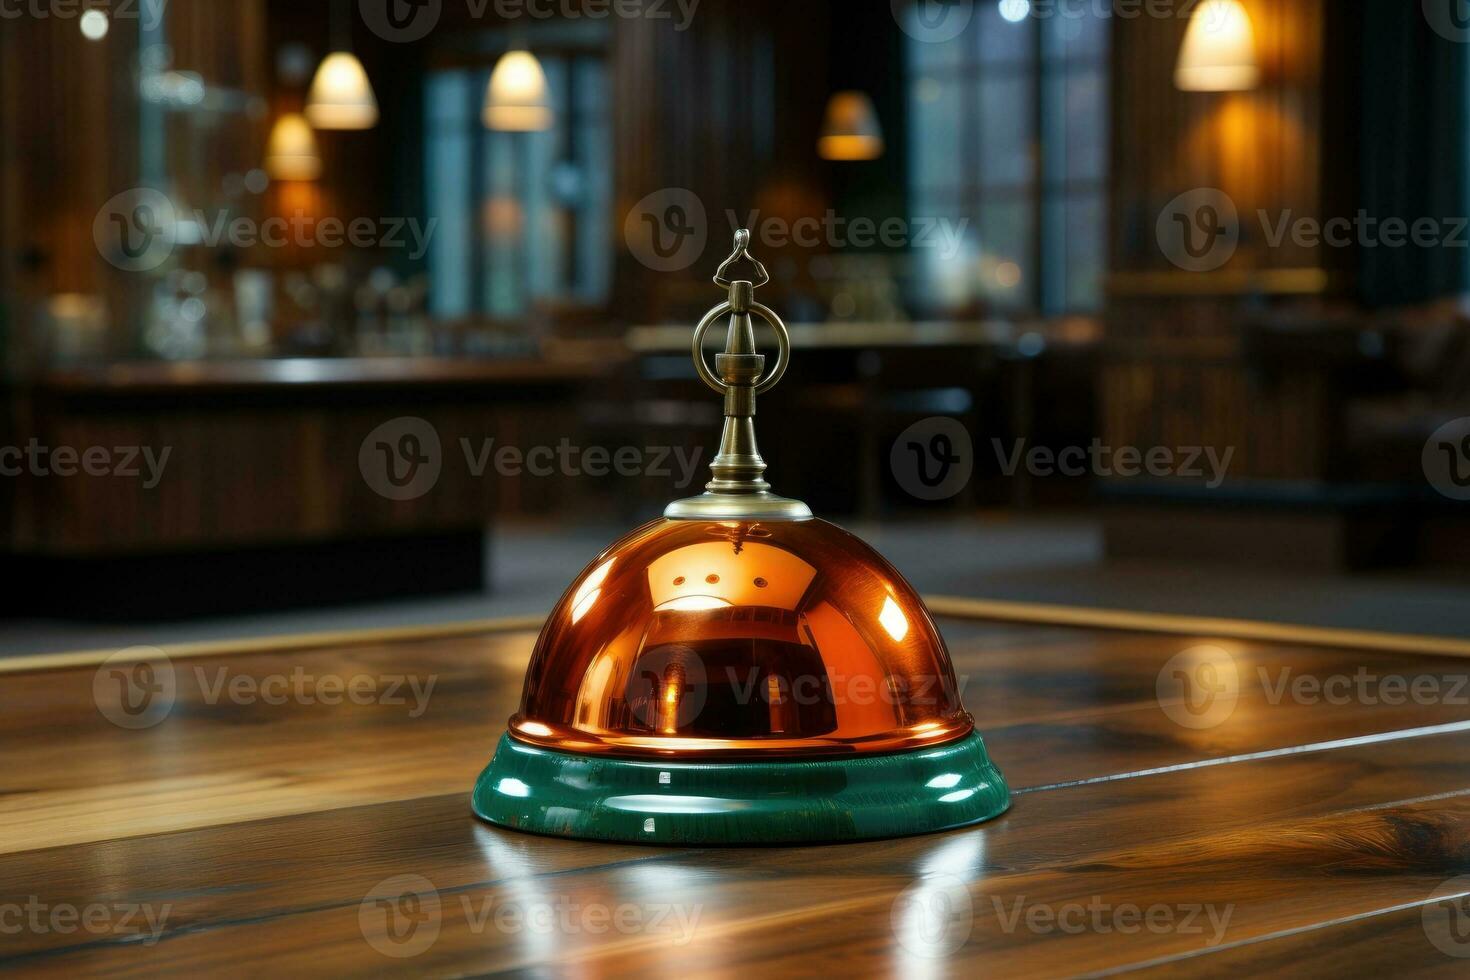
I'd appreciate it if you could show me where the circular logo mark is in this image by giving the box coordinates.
[891,873,974,958]
[359,874,441,958]
[93,188,177,273]
[1424,877,1470,958]
[359,417,442,501]
[625,645,708,732]
[1157,188,1240,272]
[892,0,975,44]
[359,0,442,43]
[1424,1,1470,43]
[1423,417,1470,501]
[1157,645,1240,730]
[624,188,707,272]
[891,417,974,501]
[93,646,176,730]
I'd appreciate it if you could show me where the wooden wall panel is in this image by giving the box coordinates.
[1102,0,1349,483]
[609,1,834,321]
[1111,0,1335,286]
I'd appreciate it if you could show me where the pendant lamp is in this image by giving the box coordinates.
[483,49,553,131]
[264,113,322,181]
[1175,0,1260,92]
[305,51,378,129]
[818,91,884,161]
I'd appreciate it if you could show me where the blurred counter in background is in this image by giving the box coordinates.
[0,353,617,618]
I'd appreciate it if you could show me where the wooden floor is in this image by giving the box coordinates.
[3,617,1470,977]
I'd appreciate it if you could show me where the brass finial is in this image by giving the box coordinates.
[663,230,812,521]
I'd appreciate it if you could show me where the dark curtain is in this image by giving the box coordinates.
[1358,1,1470,307]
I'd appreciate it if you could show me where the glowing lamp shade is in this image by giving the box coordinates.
[305,52,379,129]
[263,113,321,181]
[817,91,884,161]
[483,50,552,131]
[1175,0,1260,92]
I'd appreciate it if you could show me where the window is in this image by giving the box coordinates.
[906,0,1109,315]
[424,41,611,321]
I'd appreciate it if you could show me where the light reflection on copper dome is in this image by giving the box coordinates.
[508,517,973,759]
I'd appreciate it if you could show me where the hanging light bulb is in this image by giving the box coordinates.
[263,113,321,181]
[1175,0,1260,92]
[305,52,379,129]
[483,49,552,131]
[818,90,885,161]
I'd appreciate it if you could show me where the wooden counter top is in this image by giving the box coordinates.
[1,611,1468,974]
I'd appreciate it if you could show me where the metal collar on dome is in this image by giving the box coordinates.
[664,230,813,522]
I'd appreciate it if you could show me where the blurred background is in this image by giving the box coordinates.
[2,0,1469,652]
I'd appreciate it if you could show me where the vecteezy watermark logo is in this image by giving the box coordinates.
[994,438,1234,488]
[95,189,438,272]
[626,195,969,272]
[990,895,1234,945]
[0,897,173,946]
[1424,417,1470,501]
[93,647,176,730]
[1158,188,1240,272]
[193,666,438,717]
[729,208,969,260]
[359,0,442,42]
[360,874,442,959]
[891,417,974,501]
[0,0,169,29]
[360,417,443,501]
[0,441,172,488]
[358,875,703,958]
[626,647,708,731]
[1157,645,1239,730]
[1257,210,1470,251]
[891,874,974,958]
[1162,190,1470,272]
[893,0,974,43]
[93,188,177,273]
[1424,877,1470,958]
[625,188,708,273]
[361,0,699,39]
[360,417,706,499]
[1255,666,1468,708]
[1424,0,1470,43]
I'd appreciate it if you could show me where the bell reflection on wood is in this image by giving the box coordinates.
[512,518,970,757]
[472,231,1008,844]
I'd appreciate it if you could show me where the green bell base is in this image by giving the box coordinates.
[471,731,1009,845]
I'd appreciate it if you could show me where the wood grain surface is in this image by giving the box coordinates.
[2,619,1468,977]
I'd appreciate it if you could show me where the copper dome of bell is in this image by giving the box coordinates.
[472,231,1008,844]
[507,517,973,759]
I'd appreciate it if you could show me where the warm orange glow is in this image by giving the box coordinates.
[818,135,885,161]
[506,518,973,759]
[659,663,685,734]
[264,113,321,181]
[655,595,733,612]
[646,541,816,610]
[569,558,615,623]
[878,596,910,642]
[818,91,884,161]
[1175,0,1259,92]
[306,52,378,129]
[483,50,552,131]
